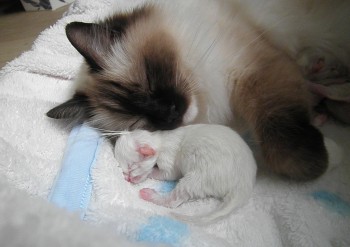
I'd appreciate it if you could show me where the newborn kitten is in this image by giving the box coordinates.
[114,124,257,224]
[237,0,350,125]
[47,0,330,180]
[297,48,350,125]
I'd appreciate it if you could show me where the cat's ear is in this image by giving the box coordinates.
[46,93,89,120]
[66,22,113,72]
[66,7,151,71]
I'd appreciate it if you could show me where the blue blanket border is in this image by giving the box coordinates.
[48,124,102,219]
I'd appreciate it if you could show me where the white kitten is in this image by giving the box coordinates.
[114,124,257,224]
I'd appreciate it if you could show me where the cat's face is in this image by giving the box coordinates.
[47,6,198,132]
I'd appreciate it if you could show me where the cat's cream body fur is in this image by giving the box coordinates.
[48,0,350,180]
[154,0,248,126]
[74,0,272,127]
[235,0,350,66]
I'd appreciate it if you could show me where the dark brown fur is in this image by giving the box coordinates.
[231,43,328,180]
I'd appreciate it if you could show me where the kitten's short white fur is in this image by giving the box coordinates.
[114,124,257,224]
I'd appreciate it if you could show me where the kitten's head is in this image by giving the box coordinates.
[47,5,198,132]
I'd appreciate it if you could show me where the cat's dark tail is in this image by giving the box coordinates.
[256,106,328,181]
[231,46,328,181]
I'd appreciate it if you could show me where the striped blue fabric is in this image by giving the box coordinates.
[48,124,102,219]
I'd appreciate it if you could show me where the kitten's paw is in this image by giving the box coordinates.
[128,174,146,184]
[115,130,159,183]
[310,57,325,74]
[128,159,157,184]
[139,188,158,202]
[297,48,348,81]
[308,80,350,102]
[312,113,329,127]
[139,188,182,208]
[128,137,158,182]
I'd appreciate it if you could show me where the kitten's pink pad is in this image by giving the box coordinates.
[139,188,157,201]
[138,145,156,157]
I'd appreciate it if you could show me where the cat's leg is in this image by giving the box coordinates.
[307,77,350,125]
[308,81,350,102]
[139,173,200,208]
[128,145,158,184]
[139,188,185,208]
[231,51,328,180]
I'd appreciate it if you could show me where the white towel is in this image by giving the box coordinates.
[0,0,349,246]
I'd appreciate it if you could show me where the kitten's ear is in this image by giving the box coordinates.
[46,93,89,119]
[66,22,112,72]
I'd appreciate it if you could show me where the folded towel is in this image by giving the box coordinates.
[0,175,146,247]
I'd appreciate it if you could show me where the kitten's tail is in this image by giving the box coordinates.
[170,189,251,225]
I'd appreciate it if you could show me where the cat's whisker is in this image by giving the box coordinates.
[85,116,133,134]
[98,129,131,135]
[184,19,220,80]
[181,72,193,89]
[130,118,143,129]
[101,132,130,137]
[184,82,197,95]
[175,61,179,88]
[195,37,218,70]
[84,124,118,134]
[231,15,294,62]
[181,66,200,95]
[186,21,203,59]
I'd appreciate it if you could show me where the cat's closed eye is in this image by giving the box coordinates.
[46,5,198,132]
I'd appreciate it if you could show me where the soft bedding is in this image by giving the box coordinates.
[0,0,350,246]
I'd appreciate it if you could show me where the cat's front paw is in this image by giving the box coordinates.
[115,129,160,184]
[128,149,157,184]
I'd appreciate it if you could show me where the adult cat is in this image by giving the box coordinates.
[47,0,330,180]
